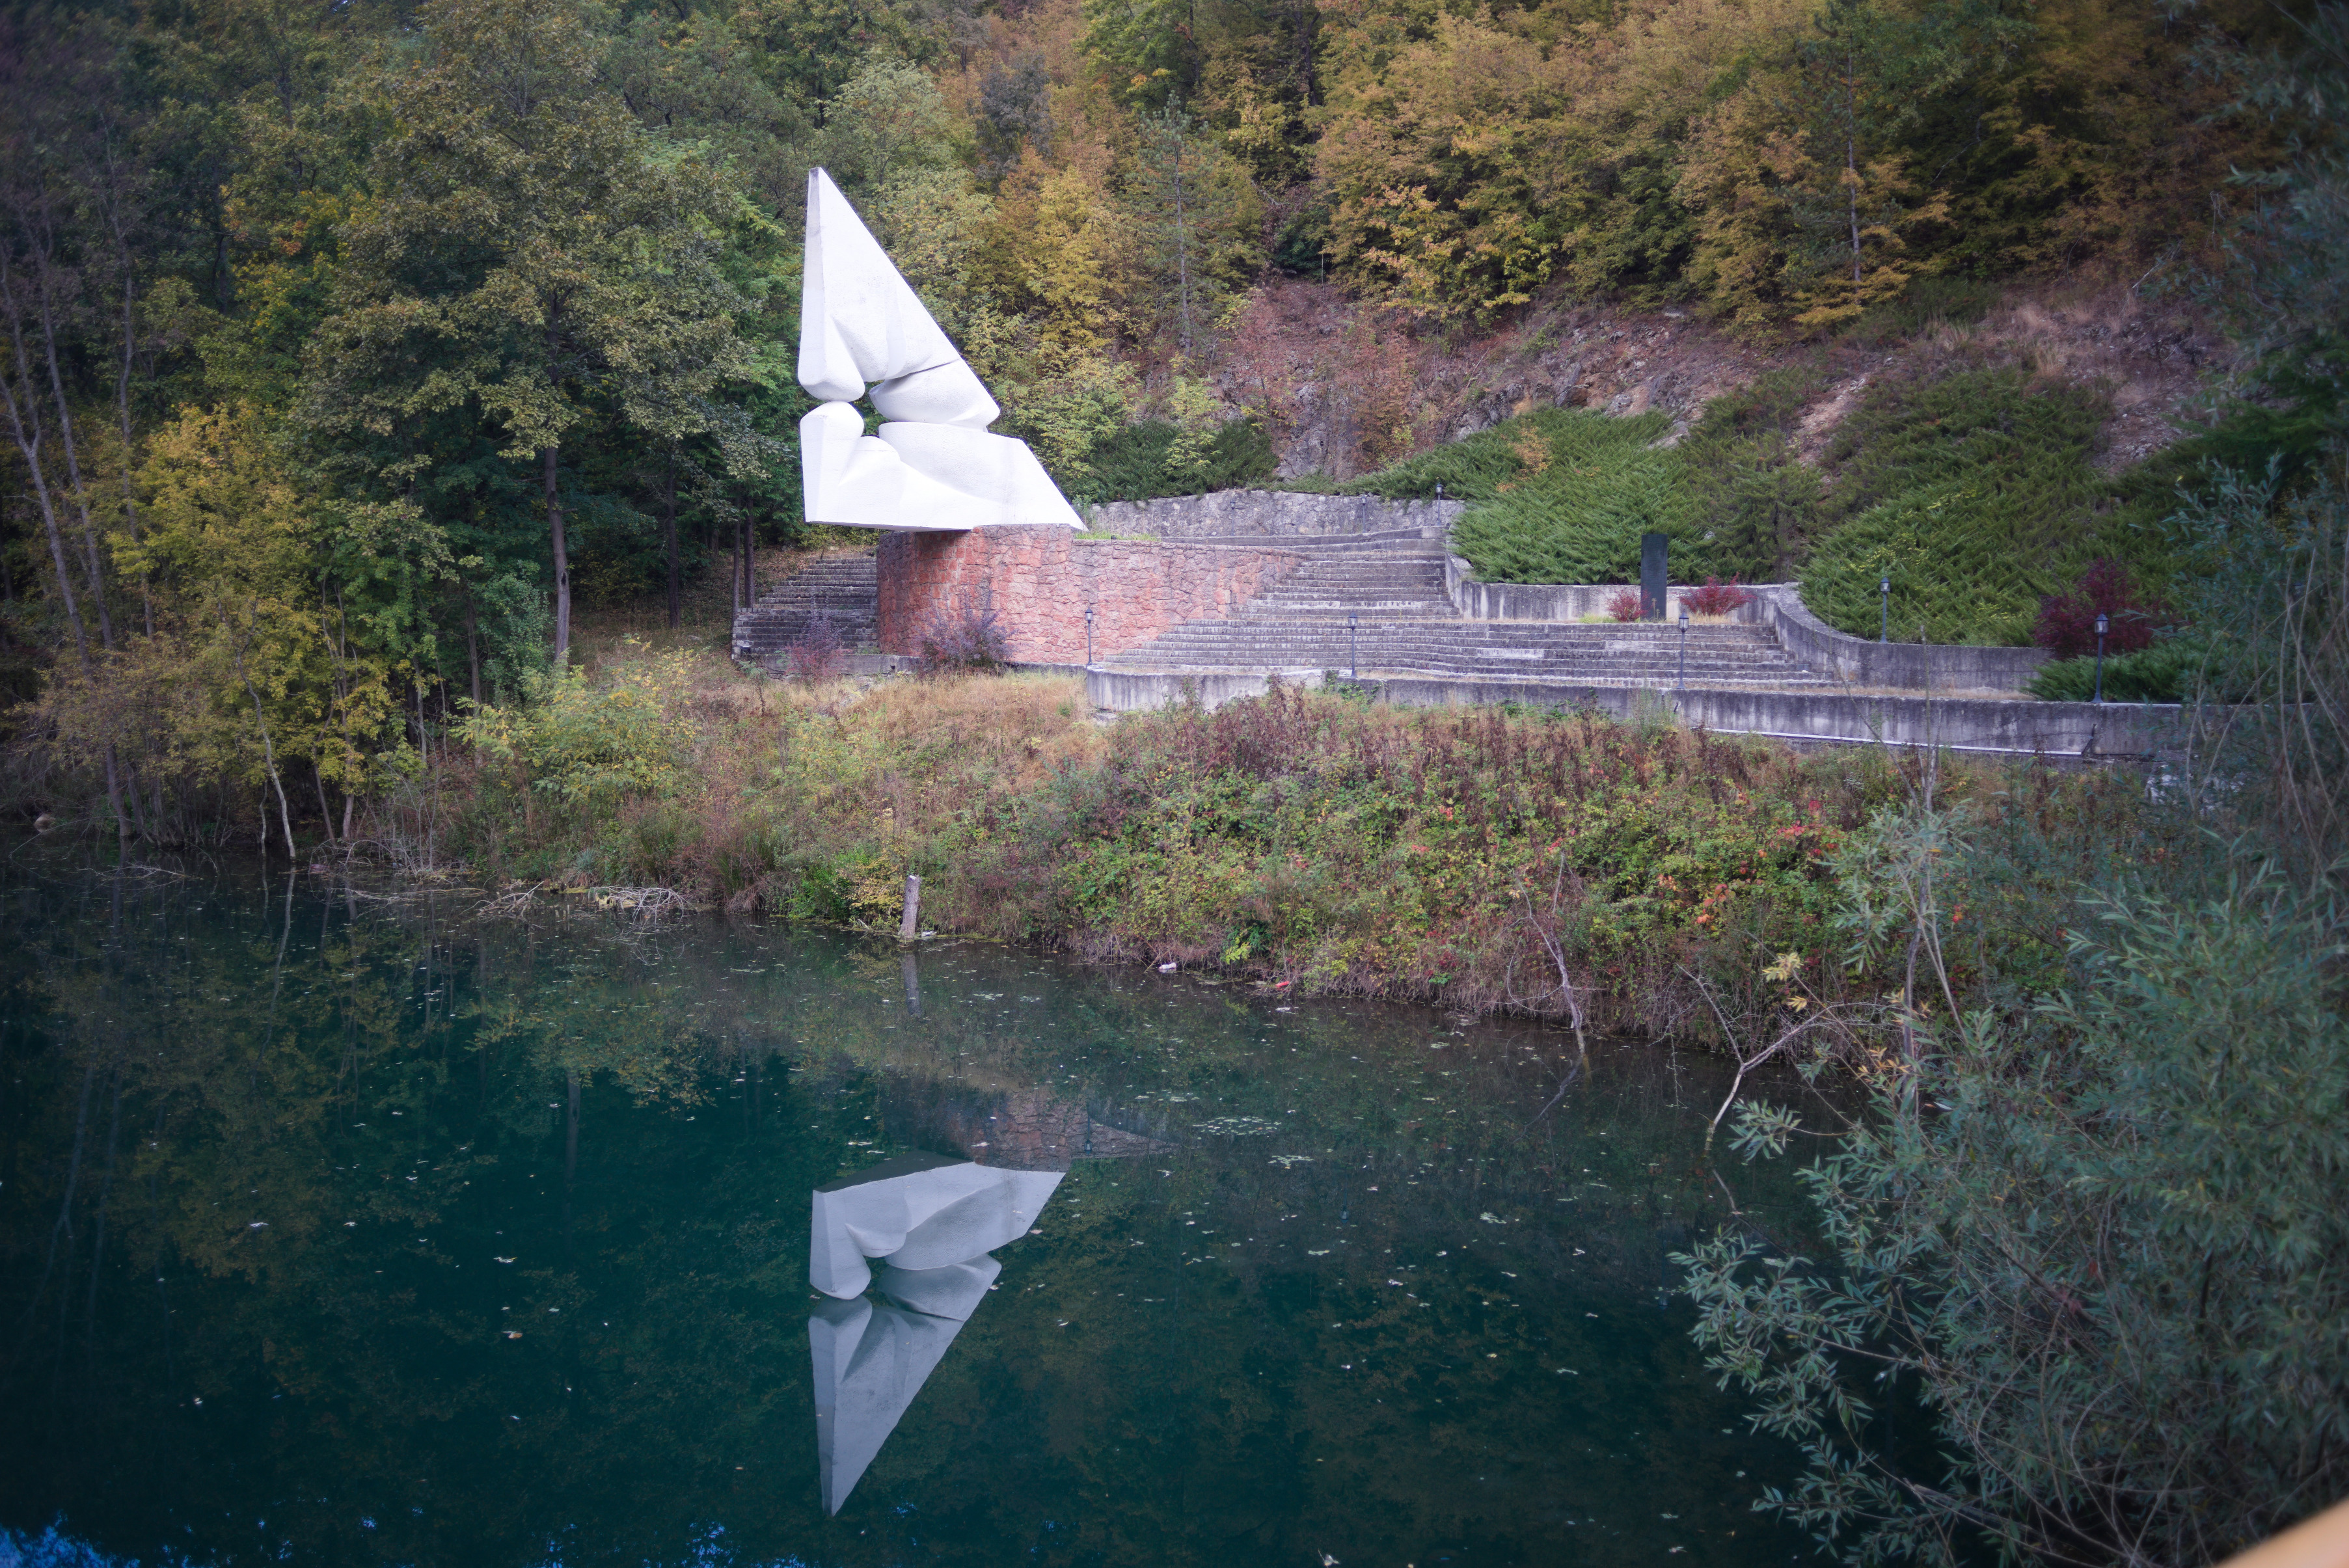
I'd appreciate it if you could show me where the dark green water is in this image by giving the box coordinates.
[0,861,1821,1567]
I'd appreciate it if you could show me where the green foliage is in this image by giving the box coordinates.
[1681,444,2349,1566]
[2166,450,2349,895]
[1085,416,1279,502]
[1124,103,1262,357]
[1799,371,2132,645]
[1681,876,2349,1567]
[2206,2,2349,469]
[1677,366,1831,580]
[1312,0,2269,322]
[2025,640,2204,702]
[1319,409,1698,582]
[1319,401,1808,585]
[461,650,696,808]
[299,0,758,661]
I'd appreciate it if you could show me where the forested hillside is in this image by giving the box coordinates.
[0,0,2341,845]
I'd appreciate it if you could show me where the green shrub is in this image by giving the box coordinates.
[1683,872,2349,1568]
[1312,407,1764,584]
[1085,416,1279,502]
[459,651,695,809]
[1800,371,2151,645]
[1677,365,1830,580]
[2026,638,2205,701]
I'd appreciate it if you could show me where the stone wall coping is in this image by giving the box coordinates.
[1087,666,2179,757]
[1088,490,1466,539]
[1069,535,1309,554]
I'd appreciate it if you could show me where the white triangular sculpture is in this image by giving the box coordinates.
[798,169,1081,532]
[809,1152,1062,1299]
[808,1258,999,1515]
[806,1154,1061,1514]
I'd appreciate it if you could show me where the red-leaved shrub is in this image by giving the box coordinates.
[1605,588,1642,622]
[2033,559,2166,658]
[1682,576,1756,615]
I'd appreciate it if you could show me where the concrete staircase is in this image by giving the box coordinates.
[1100,531,1830,688]
[730,552,879,664]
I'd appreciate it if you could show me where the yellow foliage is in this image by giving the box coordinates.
[51,405,413,796]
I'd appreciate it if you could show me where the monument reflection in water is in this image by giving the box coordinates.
[806,1153,1061,1514]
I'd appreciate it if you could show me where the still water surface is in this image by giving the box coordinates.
[0,863,1817,1567]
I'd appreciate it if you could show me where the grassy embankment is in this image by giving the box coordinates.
[443,602,2168,1042]
[1317,362,2193,650]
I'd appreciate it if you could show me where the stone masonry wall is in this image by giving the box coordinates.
[875,528,1305,664]
[1087,490,1464,538]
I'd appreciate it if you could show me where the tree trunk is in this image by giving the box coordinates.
[663,448,680,629]
[1848,133,1864,286]
[545,444,571,662]
[232,623,299,859]
[1175,146,1193,359]
[34,254,114,651]
[465,593,482,707]
[313,764,335,843]
[116,259,153,640]
[1,260,91,666]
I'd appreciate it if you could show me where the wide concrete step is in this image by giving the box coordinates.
[1144,624,1789,647]
[1106,658,1817,679]
[1100,661,1836,688]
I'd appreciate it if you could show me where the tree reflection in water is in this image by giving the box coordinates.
[0,862,1823,1567]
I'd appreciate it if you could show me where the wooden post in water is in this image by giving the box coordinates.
[899,875,921,941]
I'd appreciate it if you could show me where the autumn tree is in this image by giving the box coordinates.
[1126,101,1258,358]
[303,0,754,662]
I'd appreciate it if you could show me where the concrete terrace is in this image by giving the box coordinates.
[1093,530,1831,688]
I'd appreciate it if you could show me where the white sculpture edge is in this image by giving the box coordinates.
[798,169,1081,533]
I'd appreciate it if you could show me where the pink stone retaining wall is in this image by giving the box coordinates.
[875,529,1305,664]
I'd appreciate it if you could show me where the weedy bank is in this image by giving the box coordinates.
[442,648,2173,1044]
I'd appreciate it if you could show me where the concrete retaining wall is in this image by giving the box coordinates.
[1087,666,2177,757]
[1440,555,1759,624]
[1089,491,1465,539]
[1750,585,2050,692]
[1441,560,2051,692]
[1081,668,1329,712]
[875,528,1306,665]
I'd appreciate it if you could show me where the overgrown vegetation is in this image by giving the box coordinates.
[429,648,2179,1052]
[1674,25,2349,1554]
[1676,468,2349,1564]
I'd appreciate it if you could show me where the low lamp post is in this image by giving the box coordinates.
[1348,611,1359,681]
[1880,576,1891,643]
[1678,602,1690,690]
[2094,612,2108,704]
[1084,605,1095,668]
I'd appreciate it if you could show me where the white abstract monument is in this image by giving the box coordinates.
[808,1152,1062,1300]
[798,169,1081,533]
[806,1153,1062,1513]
